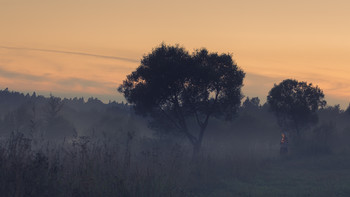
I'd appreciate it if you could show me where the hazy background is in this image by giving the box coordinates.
[1,0,350,107]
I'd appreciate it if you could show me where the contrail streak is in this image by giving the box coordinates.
[0,46,139,63]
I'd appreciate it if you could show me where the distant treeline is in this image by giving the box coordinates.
[0,88,129,115]
[1,87,350,154]
[0,88,141,140]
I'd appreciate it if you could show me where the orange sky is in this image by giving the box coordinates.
[1,0,350,107]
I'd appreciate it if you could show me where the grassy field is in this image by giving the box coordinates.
[198,154,350,197]
[1,132,350,197]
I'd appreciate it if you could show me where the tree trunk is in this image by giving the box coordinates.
[191,127,207,159]
[192,114,210,157]
[192,140,202,156]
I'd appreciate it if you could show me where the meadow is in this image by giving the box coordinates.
[0,89,350,196]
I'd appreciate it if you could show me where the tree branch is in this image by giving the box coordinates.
[159,106,197,145]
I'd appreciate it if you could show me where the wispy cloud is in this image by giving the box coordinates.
[0,66,48,81]
[57,77,113,87]
[0,46,139,63]
[0,67,113,93]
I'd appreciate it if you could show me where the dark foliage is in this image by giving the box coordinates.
[267,79,326,136]
[118,43,245,154]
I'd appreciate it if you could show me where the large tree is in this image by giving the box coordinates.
[267,79,326,137]
[118,44,245,154]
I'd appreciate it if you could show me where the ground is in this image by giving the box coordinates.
[198,154,350,197]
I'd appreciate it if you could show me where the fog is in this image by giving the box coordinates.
[1,88,350,196]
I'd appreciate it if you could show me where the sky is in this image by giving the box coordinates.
[0,0,350,108]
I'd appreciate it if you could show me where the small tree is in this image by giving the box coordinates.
[242,97,260,111]
[267,79,326,138]
[45,94,64,122]
[118,44,245,155]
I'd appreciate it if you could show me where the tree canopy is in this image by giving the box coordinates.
[267,79,326,136]
[118,44,245,154]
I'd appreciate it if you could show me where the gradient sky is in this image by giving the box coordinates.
[1,0,350,107]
